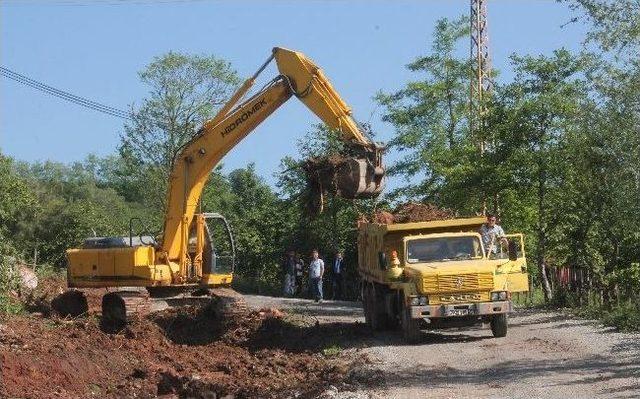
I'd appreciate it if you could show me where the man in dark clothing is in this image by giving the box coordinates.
[282,250,296,297]
[332,251,345,300]
[294,254,305,297]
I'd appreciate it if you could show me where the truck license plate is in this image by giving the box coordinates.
[447,309,470,316]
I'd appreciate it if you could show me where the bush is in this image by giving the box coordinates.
[512,287,546,308]
[0,294,24,315]
[0,256,24,315]
[601,302,640,332]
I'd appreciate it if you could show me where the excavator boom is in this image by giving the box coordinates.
[161,47,385,266]
[66,47,385,301]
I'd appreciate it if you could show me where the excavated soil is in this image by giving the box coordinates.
[368,202,457,224]
[0,278,367,399]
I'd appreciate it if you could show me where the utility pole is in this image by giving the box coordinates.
[470,0,496,215]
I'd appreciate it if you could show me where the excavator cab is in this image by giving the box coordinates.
[186,212,235,285]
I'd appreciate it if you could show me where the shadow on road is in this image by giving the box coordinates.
[377,355,640,396]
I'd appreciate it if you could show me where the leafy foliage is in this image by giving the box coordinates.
[120,52,240,213]
[376,17,477,206]
[1,7,639,329]
[379,14,639,316]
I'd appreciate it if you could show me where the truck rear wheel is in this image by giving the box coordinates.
[490,313,508,338]
[363,283,379,330]
[401,307,421,343]
[362,282,387,331]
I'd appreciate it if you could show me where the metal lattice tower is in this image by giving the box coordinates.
[470,0,497,215]
[470,0,493,150]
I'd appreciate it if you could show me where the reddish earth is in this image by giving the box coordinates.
[367,202,457,225]
[0,277,370,399]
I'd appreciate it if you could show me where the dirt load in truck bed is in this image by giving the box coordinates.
[370,202,457,224]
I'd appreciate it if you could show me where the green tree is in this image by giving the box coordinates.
[19,159,139,266]
[376,17,480,211]
[276,125,383,299]
[0,153,38,257]
[201,164,285,294]
[120,52,240,214]
[489,50,591,300]
[568,0,640,55]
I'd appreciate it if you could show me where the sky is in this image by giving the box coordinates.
[0,0,589,189]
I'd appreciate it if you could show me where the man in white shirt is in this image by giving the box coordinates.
[479,214,507,257]
[308,249,325,303]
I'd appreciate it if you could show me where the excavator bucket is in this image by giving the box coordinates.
[333,156,385,198]
[303,145,385,213]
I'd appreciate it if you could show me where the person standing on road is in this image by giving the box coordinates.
[294,253,305,297]
[332,251,345,300]
[308,249,325,303]
[479,214,507,257]
[282,250,297,297]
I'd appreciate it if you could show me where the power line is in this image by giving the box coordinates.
[0,0,213,6]
[0,66,131,119]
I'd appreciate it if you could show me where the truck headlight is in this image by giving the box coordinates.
[491,291,509,301]
[409,296,428,306]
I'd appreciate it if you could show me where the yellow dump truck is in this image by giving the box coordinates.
[358,216,529,342]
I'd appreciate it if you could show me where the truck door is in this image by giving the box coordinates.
[492,234,529,293]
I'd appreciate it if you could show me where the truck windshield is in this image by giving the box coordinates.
[406,236,482,263]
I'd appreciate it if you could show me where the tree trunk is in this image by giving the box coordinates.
[537,163,553,301]
[538,258,553,302]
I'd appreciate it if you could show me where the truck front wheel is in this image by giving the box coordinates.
[490,313,508,338]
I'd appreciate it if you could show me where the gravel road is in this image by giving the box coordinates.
[243,295,640,399]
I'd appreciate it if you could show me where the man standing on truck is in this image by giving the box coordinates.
[309,249,325,303]
[479,214,507,256]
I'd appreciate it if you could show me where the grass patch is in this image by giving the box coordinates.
[232,274,281,297]
[574,303,601,320]
[515,285,640,331]
[322,343,343,357]
[512,287,546,308]
[34,264,65,280]
[0,294,24,315]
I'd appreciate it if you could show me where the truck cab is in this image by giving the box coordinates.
[358,217,528,342]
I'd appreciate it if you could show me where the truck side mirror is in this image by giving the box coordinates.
[508,240,518,261]
[378,251,388,270]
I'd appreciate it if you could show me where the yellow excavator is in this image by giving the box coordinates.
[62,47,385,325]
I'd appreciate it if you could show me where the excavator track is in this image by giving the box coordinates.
[101,289,150,329]
[209,287,248,318]
[51,289,89,318]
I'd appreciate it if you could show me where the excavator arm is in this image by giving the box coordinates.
[160,47,385,269]
[64,47,385,319]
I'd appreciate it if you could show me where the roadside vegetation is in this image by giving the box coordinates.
[1,0,639,329]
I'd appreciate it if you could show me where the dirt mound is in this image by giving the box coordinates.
[372,211,395,224]
[0,296,359,399]
[366,202,456,225]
